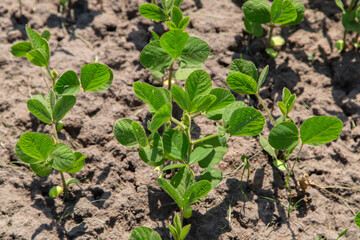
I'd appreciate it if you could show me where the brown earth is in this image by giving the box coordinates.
[0,0,360,239]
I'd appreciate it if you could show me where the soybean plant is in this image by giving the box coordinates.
[10,27,113,198]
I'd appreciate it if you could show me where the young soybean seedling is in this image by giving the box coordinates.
[334,0,360,51]
[10,27,113,199]
[242,0,305,58]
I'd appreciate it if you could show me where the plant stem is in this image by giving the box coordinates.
[191,112,202,119]
[168,62,175,91]
[170,117,187,130]
[46,66,55,90]
[285,144,303,189]
[255,93,276,126]
[267,24,275,48]
[348,0,356,11]
[192,134,218,145]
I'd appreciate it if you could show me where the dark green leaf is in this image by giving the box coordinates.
[286,0,305,25]
[139,3,169,21]
[41,30,51,41]
[174,0,184,6]
[15,142,42,164]
[55,70,80,95]
[139,133,165,166]
[271,0,297,25]
[81,63,112,92]
[132,121,148,147]
[258,65,269,89]
[130,226,161,240]
[300,116,343,145]
[163,129,189,160]
[195,136,228,168]
[30,161,52,176]
[18,132,53,161]
[160,30,189,59]
[157,177,183,208]
[190,94,216,114]
[228,59,258,80]
[244,17,263,37]
[48,143,75,171]
[66,152,86,173]
[151,31,160,41]
[355,211,360,229]
[149,104,172,131]
[342,11,360,33]
[27,98,52,124]
[52,96,76,121]
[170,167,195,197]
[269,122,299,150]
[171,85,190,111]
[10,42,32,57]
[114,119,138,147]
[140,40,173,71]
[243,0,271,24]
[179,37,210,66]
[222,101,247,129]
[199,168,222,189]
[228,107,265,136]
[217,123,227,147]
[185,69,212,101]
[182,180,212,207]
[161,0,175,13]
[162,163,187,171]
[226,72,258,95]
[188,145,213,165]
[205,88,235,115]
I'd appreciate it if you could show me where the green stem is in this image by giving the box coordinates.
[191,112,202,119]
[255,92,276,126]
[170,117,187,130]
[348,0,356,11]
[192,134,218,145]
[267,24,275,48]
[168,62,175,91]
[285,144,303,189]
[46,66,55,90]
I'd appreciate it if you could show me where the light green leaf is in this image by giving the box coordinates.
[269,122,299,150]
[149,104,172,131]
[175,0,184,6]
[228,107,265,136]
[88,67,113,92]
[157,177,183,208]
[171,85,190,111]
[179,37,210,66]
[130,226,161,240]
[10,42,32,57]
[139,133,164,166]
[151,31,160,41]
[195,136,228,168]
[178,17,190,30]
[163,129,189,160]
[185,69,212,101]
[244,17,263,37]
[355,211,360,229]
[286,0,305,25]
[114,119,138,147]
[217,123,227,147]
[48,143,75,171]
[258,65,269,89]
[66,178,79,186]
[243,0,271,24]
[199,168,222,189]
[139,3,169,21]
[172,6,183,26]
[222,101,247,129]
[160,30,189,59]
[140,40,173,71]
[15,142,42,164]
[205,88,235,115]
[132,121,148,147]
[270,35,285,47]
[30,161,52,176]
[26,27,49,64]
[55,70,80,95]
[166,21,177,30]
[335,0,345,13]
[81,63,112,92]
[170,167,195,197]
[259,134,276,158]
[228,59,258,80]
[175,65,202,80]
[226,72,258,95]
[49,186,63,198]
[52,96,76,122]
[273,159,287,171]
[41,30,51,41]
[182,180,212,207]
[26,49,48,67]
[188,145,213,165]
[66,152,86,173]
[300,116,343,145]
[190,94,216,114]
[271,0,297,25]
[265,48,278,58]
[180,224,191,240]
[27,98,52,124]
[161,0,175,12]
[162,163,187,171]
[18,132,53,161]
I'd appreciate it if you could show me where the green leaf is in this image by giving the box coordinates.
[336,40,345,51]
[228,107,265,136]
[139,3,169,21]
[30,161,52,176]
[161,0,175,12]
[66,178,79,186]
[269,122,299,150]
[286,94,296,114]
[335,0,345,13]
[270,35,285,47]
[81,63,112,92]
[179,37,210,66]
[27,98,52,124]
[169,224,178,239]
[172,6,183,26]
[199,168,222,189]
[342,11,360,33]
[140,40,173,71]
[52,96,76,122]
[41,30,51,41]
[178,17,190,30]
[243,0,271,24]
[244,17,263,37]
[217,123,227,147]
[88,67,113,92]
[49,186,63,198]
[26,49,48,67]
[157,177,183,208]
[130,226,161,240]
[66,152,86,173]
[162,163,187,171]
[180,224,191,240]
[47,90,56,112]
[259,134,276,158]
[139,133,165,166]
[175,62,202,80]
[163,129,189,160]
[205,88,235,115]
[151,31,160,41]
[357,7,360,22]
[160,30,189,59]
[265,48,278,58]
[18,132,53,161]
[114,119,138,147]
[166,21,177,30]
[286,0,305,25]
[26,27,49,64]
[300,116,343,145]
[182,180,212,207]
[185,69,212,101]
[48,143,75,171]
[258,65,269,89]
[188,145,213,165]
[15,142,42,164]
[133,82,171,114]
[149,104,172,131]
[226,72,258,95]
[10,42,32,57]
[190,94,216,114]
[273,159,287,171]
[175,0,184,6]
[282,87,291,103]
[222,101,247,129]
[54,70,80,95]
[171,167,195,197]
[355,211,360,229]
[132,121,148,147]
[26,27,47,50]
[171,85,190,111]
[228,59,258,80]
[195,136,228,168]
[271,0,297,25]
